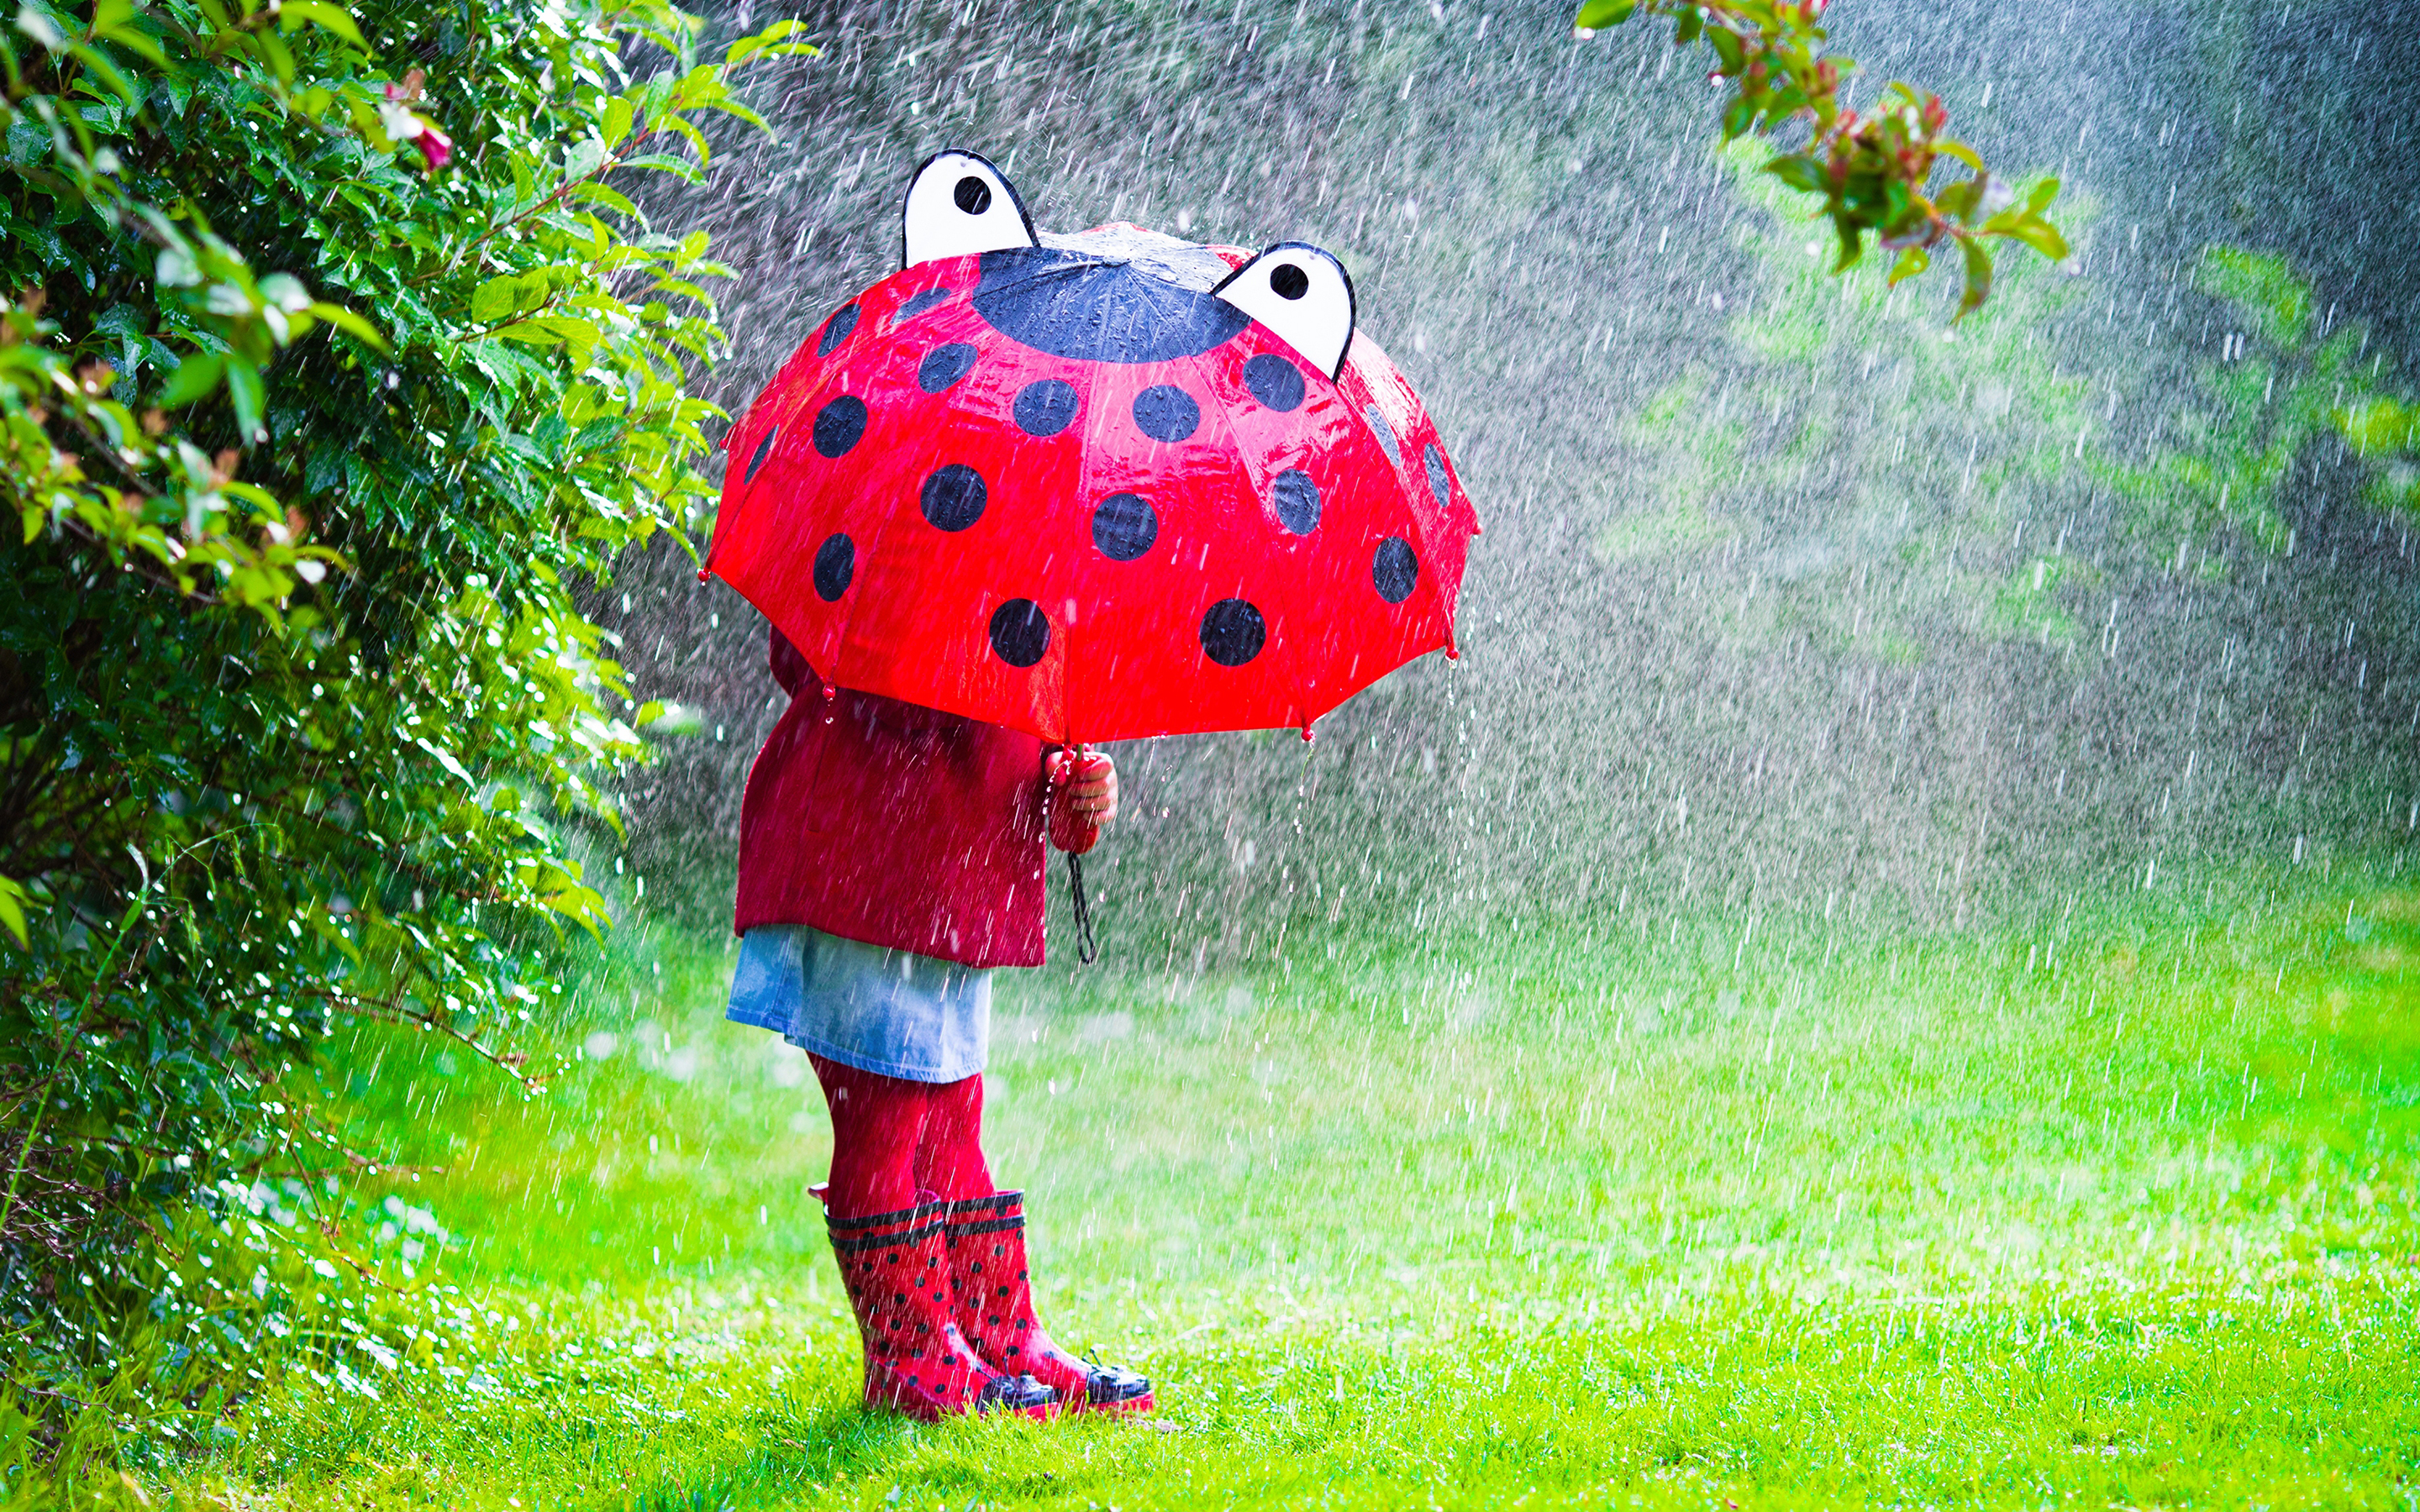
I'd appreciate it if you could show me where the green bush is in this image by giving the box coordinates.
[0,0,804,1467]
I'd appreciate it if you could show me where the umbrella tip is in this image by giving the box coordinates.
[1301,723,1315,743]
[695,567,709,584]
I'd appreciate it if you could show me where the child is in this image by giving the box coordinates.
[724,627,1154,1420]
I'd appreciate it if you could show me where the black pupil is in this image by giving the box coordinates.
[1270,263,1310,300]
[954,176,993,215]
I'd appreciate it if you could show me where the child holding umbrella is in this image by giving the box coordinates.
[723,628,1151,1420]
[708,149,1474,1422]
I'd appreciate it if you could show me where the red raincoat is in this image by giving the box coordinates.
[734,629,1049,967]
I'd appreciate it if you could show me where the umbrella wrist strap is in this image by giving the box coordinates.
[1066,851,1098,967]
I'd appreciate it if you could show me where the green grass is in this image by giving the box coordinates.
[145,883,2420,1509]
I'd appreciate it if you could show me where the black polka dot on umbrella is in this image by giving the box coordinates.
[1364,404,1401,467]
[1132,385,1200,443]
[1013,379,1080,437]
[1092,492,1157,560]
[954,176,993,214]
[817,302,860,356]
[1372,537,1419,603]
[918,343,977,393]
[1270,470,1320,535]
[893,287,953,323]
[1423,444,1452,510]
[741,426,777,484]
[813,395,867,458]
[1199,599,1266,667]
[1243,354,1306,412]
[813,533,855,601]
[988,598,1050,667]
[920,464,987,531]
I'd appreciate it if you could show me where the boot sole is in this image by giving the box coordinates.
[867,1392,1056,1423]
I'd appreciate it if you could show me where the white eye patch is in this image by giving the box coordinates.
[1213,242,1355,379]
[901,148,1038,269]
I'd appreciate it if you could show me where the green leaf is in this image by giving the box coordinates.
[1831,215,1863,274]
[1762,153,1826,194]
[636,701,705,736]
[601,95,635,150]
[276,1,364,45]
[1887,245,1929,286]
[307,301,390,352]
[226,355,264,439]
[725,18,818,64]
[571,181,644,222]
[1938,140,1984,172]
[1706,25,1744,73]
[470,274,518,325]
[1992,216,2069,262]
[0,875,29,948]
[66,41,138,105]
[1954,236,1992,320]
[156,350,224,406]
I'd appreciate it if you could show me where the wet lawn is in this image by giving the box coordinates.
[154,884,2420,1509]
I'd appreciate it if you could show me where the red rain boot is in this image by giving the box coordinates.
[828,1200,1058,1420]
[943,1192,1155,1415]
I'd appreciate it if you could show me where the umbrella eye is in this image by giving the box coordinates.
[902,147,1039,269]
[1213,241,1356,380]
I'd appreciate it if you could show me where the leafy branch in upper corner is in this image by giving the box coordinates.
[1573,0,2069,318]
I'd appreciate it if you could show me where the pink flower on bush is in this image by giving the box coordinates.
[379,71,453,171]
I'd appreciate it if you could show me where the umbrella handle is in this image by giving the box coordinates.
[1045,746,1108,966]
[1044,747,1109,855]
[1066,850,1098,967]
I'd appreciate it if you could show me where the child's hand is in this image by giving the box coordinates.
[1065,752,1118,827]
[1045,748,1118,853]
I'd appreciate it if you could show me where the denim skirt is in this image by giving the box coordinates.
[724,925,992,1084]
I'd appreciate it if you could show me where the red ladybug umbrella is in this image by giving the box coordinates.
[703,149,1478,746]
